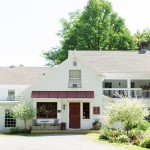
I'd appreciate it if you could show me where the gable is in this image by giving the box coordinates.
[20,56,103,97]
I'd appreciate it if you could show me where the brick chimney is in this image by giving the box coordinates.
[139,42,148,54]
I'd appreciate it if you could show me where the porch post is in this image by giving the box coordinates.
[57,101,61,123]
[127,79,131,98]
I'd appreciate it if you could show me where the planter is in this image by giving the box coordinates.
[92,122,101,130]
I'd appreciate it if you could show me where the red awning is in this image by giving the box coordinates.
[31,91,94,98]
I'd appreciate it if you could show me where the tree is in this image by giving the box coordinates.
[11,98,35,129]
[106,98,148,135]
[43,0,137,66]
[134,28,150,50]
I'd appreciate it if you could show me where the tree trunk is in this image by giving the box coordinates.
[126,122,130,136]
[126,128,129,136]
[24,120,26,129]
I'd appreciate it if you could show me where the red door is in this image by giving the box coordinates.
[69,103,80,128]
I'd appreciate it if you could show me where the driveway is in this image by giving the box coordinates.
[0,134,121,150]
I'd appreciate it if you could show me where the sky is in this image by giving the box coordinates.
[0,0,150,67]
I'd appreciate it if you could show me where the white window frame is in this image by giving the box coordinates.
[68,70,81,88]
[7,89,15,100]
[5,109,16,127]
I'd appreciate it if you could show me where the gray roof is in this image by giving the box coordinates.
[0,66,52,85]
[69,50,150,73]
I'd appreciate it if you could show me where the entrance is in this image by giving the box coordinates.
[69,103,80,128]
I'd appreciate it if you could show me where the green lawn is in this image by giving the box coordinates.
[0,133,40,136]
[86,133,149,150]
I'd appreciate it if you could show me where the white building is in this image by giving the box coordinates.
[0,51,150,132]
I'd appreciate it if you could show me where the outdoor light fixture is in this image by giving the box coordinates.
[63,104,66,110]
[119,82,121,86]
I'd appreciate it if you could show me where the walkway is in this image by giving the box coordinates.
[0,134,122,150]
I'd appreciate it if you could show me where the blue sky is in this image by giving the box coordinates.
[0,0,150,66]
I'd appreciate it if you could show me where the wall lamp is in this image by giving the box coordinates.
[63,104,66,110]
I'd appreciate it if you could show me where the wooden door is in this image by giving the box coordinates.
[69,103,80,128]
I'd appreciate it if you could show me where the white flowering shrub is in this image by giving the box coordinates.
[105,98,149,134]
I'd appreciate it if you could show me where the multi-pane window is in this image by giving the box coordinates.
[131,82,135,88]
[37,102,57,119]
[83,103,90,119]
[105,82,112,88]
[5,109,16,127]
[69,70,81,88]
[8,89,15,100]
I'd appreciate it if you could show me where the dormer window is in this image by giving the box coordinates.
[8,89,15,100]
[73,61,77,66]
[68,70,81,88]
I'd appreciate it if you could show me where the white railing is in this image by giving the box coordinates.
[7,95,16,100]
[103,88,150,99]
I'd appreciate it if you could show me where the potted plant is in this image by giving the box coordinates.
[92,119,101,130]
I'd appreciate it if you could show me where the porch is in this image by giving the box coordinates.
[32,119,65,130]
[31,129,99,134]
[103,79,150,99]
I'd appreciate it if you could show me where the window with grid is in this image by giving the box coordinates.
[37,102,57,119]
[69,70,81,88]
[83,103,90,119]
[5,109,16,127]
[8,89,15,100]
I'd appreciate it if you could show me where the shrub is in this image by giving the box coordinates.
[109,137,116,143]
[137,120,150,131]
[116,135,129,143]
[106,98,149,135]
[10,127,32,134]
[128,130,136,140]
[140,137,150,148]
[99,128,112,140]
[10,127,21,134]
[19,128,32,134]
[111,130,119,138]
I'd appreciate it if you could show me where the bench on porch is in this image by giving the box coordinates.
[32,119,61,130]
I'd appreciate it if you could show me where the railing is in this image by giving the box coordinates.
[103,88,150,99]
[7,95,16,100]
[0,96,17,101]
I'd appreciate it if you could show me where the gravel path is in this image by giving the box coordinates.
[0,134,122,150]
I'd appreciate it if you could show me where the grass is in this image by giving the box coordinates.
[0,132,41,136]
[86,133,149,150]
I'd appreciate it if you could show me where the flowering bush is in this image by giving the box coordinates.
[116,135,129,143]
[105,98,149,135]
[140,137,150,148]
[128,130,136,140]
[99,129,111,140]
[139,130,150,148]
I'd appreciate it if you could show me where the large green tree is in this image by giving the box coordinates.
[43,0,137,66]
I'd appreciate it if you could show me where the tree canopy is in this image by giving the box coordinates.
[43,0,138,66]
